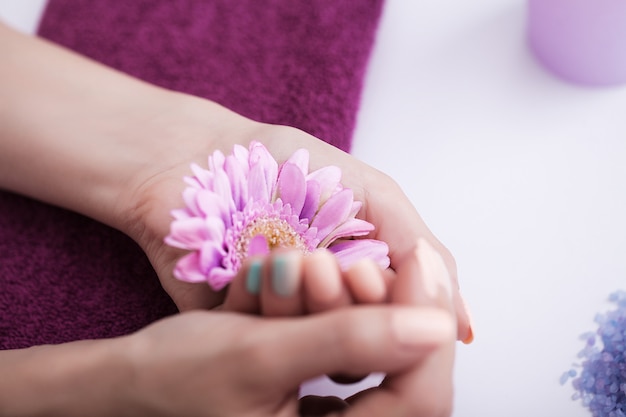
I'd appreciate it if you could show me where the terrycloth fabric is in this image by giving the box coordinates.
[0,0,384,349]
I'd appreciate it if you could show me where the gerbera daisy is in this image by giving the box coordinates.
[165,141,390,290]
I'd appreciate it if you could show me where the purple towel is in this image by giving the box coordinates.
[0,0,384,349]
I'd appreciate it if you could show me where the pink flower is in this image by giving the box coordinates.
[165,141,390,290]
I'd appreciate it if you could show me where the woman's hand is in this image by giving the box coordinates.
[117,98,472,342]
[117,239,457,417]
[0,21,472,341]
[0,21,462,417]
[119,305,454,417]
[0,238,457,417]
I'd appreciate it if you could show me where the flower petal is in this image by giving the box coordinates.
[301,179,321,222]
[208,149,226,172]
[200,240,225,272]
[213,168,236,212]
[173,252,208,283]
[197,189,231,226]
[190,162,213,189]
[277,162,306,216]
[307,165,341,204]
[204,217,227,240]
[208,268,236,291]
[349,201,362,218]
[248,142,278,202]
[182,188,202,217]
[232,143,250,168]
[328,239,390,270]
[311,188,354,240]
[165,217,212,250]
[224,153,248,210]
[285,148,309,175]
[248,234,270,256]
[319,218,375,248]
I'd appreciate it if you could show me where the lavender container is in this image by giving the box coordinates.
[528,0,626,87]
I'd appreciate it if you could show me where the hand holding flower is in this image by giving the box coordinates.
[101,238,457,417]
[0,12,471,337]
[164,141,390,291]
[116,101,472,341]
[0,20,464,416]
[126,112,472,341]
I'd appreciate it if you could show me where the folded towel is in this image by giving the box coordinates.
[0,0,384,349]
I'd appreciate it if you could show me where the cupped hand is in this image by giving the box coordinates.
[118,96,471,341]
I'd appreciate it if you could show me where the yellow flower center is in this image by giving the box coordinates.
[235,216,308,259]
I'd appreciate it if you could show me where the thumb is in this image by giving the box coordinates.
[250,305,455,389]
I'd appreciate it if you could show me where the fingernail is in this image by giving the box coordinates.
[271,252,300,297]
[463,327,474,345]
[392,308,454,348]
[246,259,263,295]
[461,295,475,344]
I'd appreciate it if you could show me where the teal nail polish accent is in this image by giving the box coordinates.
[246,260,262,295]
[271,255,292,297]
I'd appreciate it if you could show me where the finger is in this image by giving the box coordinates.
[435,243,474,343]
[455,290,474,343]
[260,250,305,316]
[301,253,390,385]
[328,257,388,385]
[221,258,262,314]
[344,258,387,304]
[248,305,454,389]
[392,238,453,308]
[303,249,352,314]
[383,238,457,416]
[365,184,473,341]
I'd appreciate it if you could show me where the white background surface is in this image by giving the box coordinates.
[2,1,626,416]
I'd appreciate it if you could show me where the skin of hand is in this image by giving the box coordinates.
[221,249,391,317]
[111,239,457,417]
[123,306,455,417]
[0,20,472,341]
[0,22,460,417]
[124,116,473,342]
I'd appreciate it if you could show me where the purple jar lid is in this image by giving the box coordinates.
[528,0,626,87]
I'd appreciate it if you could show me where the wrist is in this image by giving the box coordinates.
[0,339,130,417]
[0,23,258,236]
[112,93,261,242]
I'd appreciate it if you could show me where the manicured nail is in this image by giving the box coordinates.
[463,327,475,345]
[246,259,263,295]
[271,252,300,297]
[461,295,475,344]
